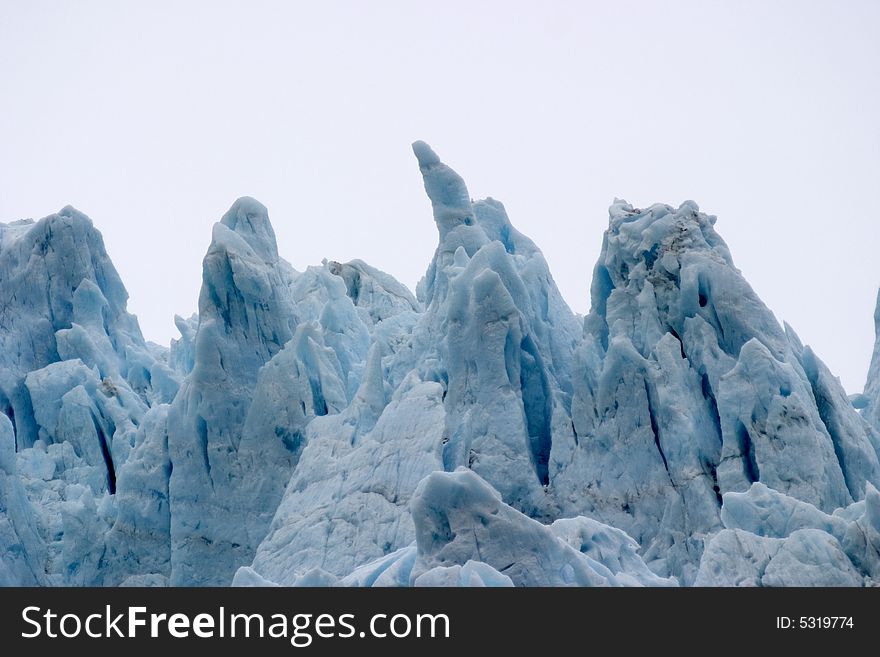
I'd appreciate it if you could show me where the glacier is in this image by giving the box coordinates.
[1,143,879,587]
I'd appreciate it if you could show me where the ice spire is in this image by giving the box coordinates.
[412,140,476,238]
[863,288,880,432]
[219,196,279,263]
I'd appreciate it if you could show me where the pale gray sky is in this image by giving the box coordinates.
[1,1,878,393]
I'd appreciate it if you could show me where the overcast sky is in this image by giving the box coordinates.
[1,1,878,393]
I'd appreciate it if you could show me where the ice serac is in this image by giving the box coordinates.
[695,482,880,585]
[169,314,198,377]
[553,199,880,584]
[407,141,582,519]
[0,209,179,585]
[101,404,173,583]
[863,289,880,433]
[166,197,302,585]
[0,412,43,585]
[243,142,583,583]
[786,326,880,501]
[412,140,486,307]
[327,259,422,324]
[2,195,419,587]
[0,209,175,446]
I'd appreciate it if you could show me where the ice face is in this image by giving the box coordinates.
[165,198,302,585]
[248,372,446,584]
[862,290,880,433]
[551,199,880,584]
[401,144,583,520]
[0,209,175,446]
[2,143,879,588]
[0,208,179,585]
[0,412,43,585]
